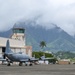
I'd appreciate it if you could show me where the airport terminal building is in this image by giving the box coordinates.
[0,27,32,59]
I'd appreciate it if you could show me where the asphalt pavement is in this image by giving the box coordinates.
[0,64,75,75]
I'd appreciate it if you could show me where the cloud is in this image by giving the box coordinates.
[0,0,75,36]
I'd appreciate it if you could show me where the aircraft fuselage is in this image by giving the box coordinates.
[6,53,30,62]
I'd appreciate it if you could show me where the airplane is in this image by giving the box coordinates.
[40,55,55,61]
[5,40,38,66]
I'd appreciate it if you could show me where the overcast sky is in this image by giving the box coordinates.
[0,0,75,36]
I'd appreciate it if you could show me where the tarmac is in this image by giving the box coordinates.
[0,64,75,75]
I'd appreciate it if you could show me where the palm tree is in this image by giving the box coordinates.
[40,41,46,51]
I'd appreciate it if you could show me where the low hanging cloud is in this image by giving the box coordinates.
[0,0,75,36]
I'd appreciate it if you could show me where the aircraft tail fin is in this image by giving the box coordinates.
[40,56,45,60]
[5,40,13,54]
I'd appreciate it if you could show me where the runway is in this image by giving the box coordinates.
[0,64,75,75]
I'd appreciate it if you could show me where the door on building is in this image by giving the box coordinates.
[2,47,6,59]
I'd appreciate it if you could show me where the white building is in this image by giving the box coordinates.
[0,27,32,59]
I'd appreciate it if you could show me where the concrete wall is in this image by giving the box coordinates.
[11,48,26,54]
[0,37,25,48]
[58,61,70,65]
[26,46,32,57]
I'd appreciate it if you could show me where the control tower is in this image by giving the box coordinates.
[11,26,25,45]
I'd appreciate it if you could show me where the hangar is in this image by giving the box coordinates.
[0,27,32,59]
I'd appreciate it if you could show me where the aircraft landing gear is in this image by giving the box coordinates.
[7,63,10,66]
[29,63,32,66]
[25,62,33,66]
[19,62,22,66]
[25,64,27,66]
[7,61,11,66]
[29,62,33,66]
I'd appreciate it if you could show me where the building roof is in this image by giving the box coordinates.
[0,37,25,48]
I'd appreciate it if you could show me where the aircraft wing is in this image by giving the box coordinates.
[42,58,54,60]
[0,55,6,61]
[30,57,39,61]
[41,56,54,60]
[20,58,38,62]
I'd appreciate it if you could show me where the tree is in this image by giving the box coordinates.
[40,41,46,51]
[32,51,53,58]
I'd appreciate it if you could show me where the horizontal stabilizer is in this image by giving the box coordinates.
[0,59,6,61]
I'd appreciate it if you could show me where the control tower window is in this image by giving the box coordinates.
[13,29,25,33]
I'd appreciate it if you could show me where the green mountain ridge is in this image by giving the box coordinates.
[0,21,75,52]
[47,38,75,52]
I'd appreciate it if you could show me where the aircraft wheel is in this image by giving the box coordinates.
[29,63,33,66]
[25,64,27,66]
[7,63,11,66]
[19,62,22,66]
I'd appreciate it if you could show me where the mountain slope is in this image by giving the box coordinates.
[0,21,75,52]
